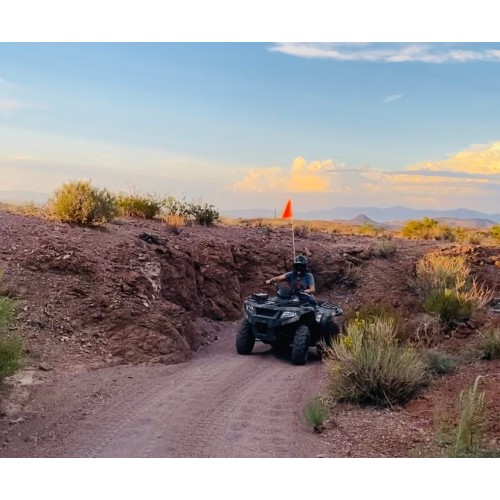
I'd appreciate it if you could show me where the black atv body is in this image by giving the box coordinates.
[236,286,343,365]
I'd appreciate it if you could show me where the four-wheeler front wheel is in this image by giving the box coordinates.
[291,325,310,365]
[236,318,255,354]
[316,319,340,358]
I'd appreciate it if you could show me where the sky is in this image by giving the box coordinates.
[1,39,500,213]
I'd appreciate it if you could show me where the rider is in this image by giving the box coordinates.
[265,255,316,301]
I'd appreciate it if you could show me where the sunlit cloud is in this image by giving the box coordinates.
[406,141,500,175]
[383,94,403,103]
[232,157,352,193]
[231,146,500,212]
[268,43,500,64]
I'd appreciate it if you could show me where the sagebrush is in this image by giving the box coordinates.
[49,180,118,226]
[324,315,427,406]
[117,192,163,219]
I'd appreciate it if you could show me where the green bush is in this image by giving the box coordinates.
[190,201,220,226]
[324,316,427,406]
[303,397,329,431]
[477,328,500,360]
[0,332,22,383]
[491,225,500,242]
[425,349,457,375]
[0,274,22,383]
[164,196,193,219]
[402,217,438,239]
[49,180,118,226]
[423,288,471,323]
[117,192,163,219]
[164,196,220,226]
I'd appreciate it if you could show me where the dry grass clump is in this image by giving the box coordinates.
[48,180,118,226]
[411,254,494,324]
[453,376,486,457]
[163,214,185,234]
[324,315,427,406]
[372,238,396,258]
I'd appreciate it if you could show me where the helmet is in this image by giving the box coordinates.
[293,255,308,277]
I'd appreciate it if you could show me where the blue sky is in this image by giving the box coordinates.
[1,42,500,213]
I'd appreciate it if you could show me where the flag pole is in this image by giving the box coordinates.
[291,216,296,259]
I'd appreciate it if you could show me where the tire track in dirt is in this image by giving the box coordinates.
[71,343,328,457]
[2,326,329,458]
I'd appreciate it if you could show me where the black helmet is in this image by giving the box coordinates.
[293,255,308,276]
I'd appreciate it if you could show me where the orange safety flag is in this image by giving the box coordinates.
[280,199,293,219]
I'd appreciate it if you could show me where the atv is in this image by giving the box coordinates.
[236,284,343,365]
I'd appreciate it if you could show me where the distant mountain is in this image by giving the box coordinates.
[432,217,497,229]
[334,214,387,228]
[222,206,500,224]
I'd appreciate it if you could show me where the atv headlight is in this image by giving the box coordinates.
[244,303,254,315]
[315,312,322,322]
[281,311,298,320]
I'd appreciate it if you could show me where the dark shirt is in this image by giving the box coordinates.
[285,271,315,291]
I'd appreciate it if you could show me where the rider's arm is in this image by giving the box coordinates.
[265,273,287,285]
[303,274,315,294]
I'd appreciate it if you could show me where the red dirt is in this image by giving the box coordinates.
[0,211,499,457]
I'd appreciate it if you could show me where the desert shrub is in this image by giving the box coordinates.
[423,288,472,323]
[412,314,442,346]
[357,223,381,237]
[0,331,22,383]
[412,254,494,324]
[303,397,329,431]
[343,304,407,339]
[412,255,469,297]
[190,201,220,226]
[453,376,486,457]
[49,180,118,226]
[0,274,22,383]
[402,217,439,239]
[465,231,484,245]
[436,226,456,242]
[163,214,185,234]
[425,349,457,375]
[477,328,500,360]
[164,196,193,219]
[295,225,310,238]
[373,238,396,258]
[491,225,500,242]
[117,192,163,219]
[164,196,219,226]
[324,315,427,406]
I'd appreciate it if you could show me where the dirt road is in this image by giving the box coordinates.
[0,323,331,458]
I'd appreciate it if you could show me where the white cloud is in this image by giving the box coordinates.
[268,43,500,64]
[382,94,403,103]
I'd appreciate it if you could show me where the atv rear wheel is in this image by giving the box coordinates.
[291,325,310,365]
[316,319,340,358]
[236,318,255,354]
